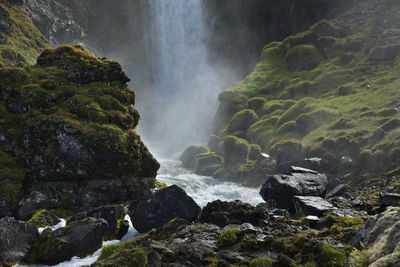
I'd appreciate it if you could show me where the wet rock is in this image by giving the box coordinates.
[0,217,38,264]
[273,158,323,174]
[293,196,334,216]
[315,216,336,230]
[260,167,328,211]
[197,200,268,227]
[368,44,400,60]
[116,220,129,240]
[129,185,201,233]
[69,205,126,240]
[17,191,50,221]
[304,215,320,228]
[28,210,60,228]
[38,217,108,265]
[327,184,346,197]
[179,145,209,169]
[352,207,400,266]
[380,192,400,207]
[269,141,305,164]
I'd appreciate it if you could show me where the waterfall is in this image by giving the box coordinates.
[137,0,224,154]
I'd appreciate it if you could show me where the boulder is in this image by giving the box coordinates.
[197,200,268,227]
[38,217,108,265]
[222,135,250,167]
[0,217,38,264]
[68,205,126,240]
[17,191,50,221]
[179,145,210,169]
[269,141,305,164]
[194,152,222,176]
[380,192,400,207]
[28,210,60,228]
[129,185,201,233]
[225,109,258,134]
[368,44,400,60]
[352,207,400,267]
[260,167,328,211]
[293,196,334,216]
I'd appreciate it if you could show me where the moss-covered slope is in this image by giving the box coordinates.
[0,0,48,67]
[0,44,159,216]
[191,0,400,185]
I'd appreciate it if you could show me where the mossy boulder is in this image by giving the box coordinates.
[285,44,322,71]
[28,209,60,228]
[225,109,259,135]
[0,44,159,215]
[179,145,210,169]
[194,152,223,176]
[222,135,250,167]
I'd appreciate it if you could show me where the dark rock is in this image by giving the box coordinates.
[273,158,323,174]
[352,217,376,249]
[260,167,328,211]
[0,217,38,263]
[116,220,129,240]
[381,118,400,132]
[372,128,385,141]
[269,141,305,164]
[197,200,268,227]
[17,192,50,221]
[293,196,334,216]
[69,205,126,240]
[29,210,60,228]
[129,185,201,233]
[315,216,336,230]
[380,192,400,207]
[38,217,108,265]
[368,44,400,60]
[327,184,346,197]
[304,215,320,228]
[339,54,355,64]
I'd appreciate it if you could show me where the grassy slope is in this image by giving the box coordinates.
[213,0,400,175]
[0,1,48,66]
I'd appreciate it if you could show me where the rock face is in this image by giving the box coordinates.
[17,191,50,221]
[260,167,328,211]
[380,192,400,207]
[129,185,201,233]
[37,217,108,265]
[352,207,400,267]
[69,205,127,240]
[293,196,334,216]
[0,44,159,216]
[0,217,38,264]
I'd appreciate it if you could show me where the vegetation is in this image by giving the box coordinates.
[250,257,274,267]
[217,227,241,247]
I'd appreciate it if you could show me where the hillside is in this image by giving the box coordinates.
[183,0,400,187]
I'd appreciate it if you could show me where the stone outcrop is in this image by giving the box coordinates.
[129,185,201,233]
[260,167,328,211]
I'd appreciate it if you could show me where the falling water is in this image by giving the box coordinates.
[137,0,228,153]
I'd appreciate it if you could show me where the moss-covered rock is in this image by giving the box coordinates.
[194,152,223,176]
[179,145,210,169]
[225,109,259,136]
[222,135,250,167]
[0,44,159,216]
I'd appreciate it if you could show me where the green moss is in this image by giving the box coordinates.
[217,227,241,247]
[348,247,370,267]
[318,244,347,267]
[98,243,122,261]
[249,257,274,267]
[128,247,148,267]
[285,45,322,71]
[222,135,250,167]
[225,109,258,135]
[0,4,48,66]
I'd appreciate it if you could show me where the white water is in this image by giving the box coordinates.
[156,157,263,207]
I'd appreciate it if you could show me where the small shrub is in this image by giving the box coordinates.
[348,247,370,267]
[250,257,274,267]
[318,244,347,267]
[217,227,241,247]
[128,247,148,267]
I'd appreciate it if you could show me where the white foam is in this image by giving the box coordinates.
[38,218,66,234]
